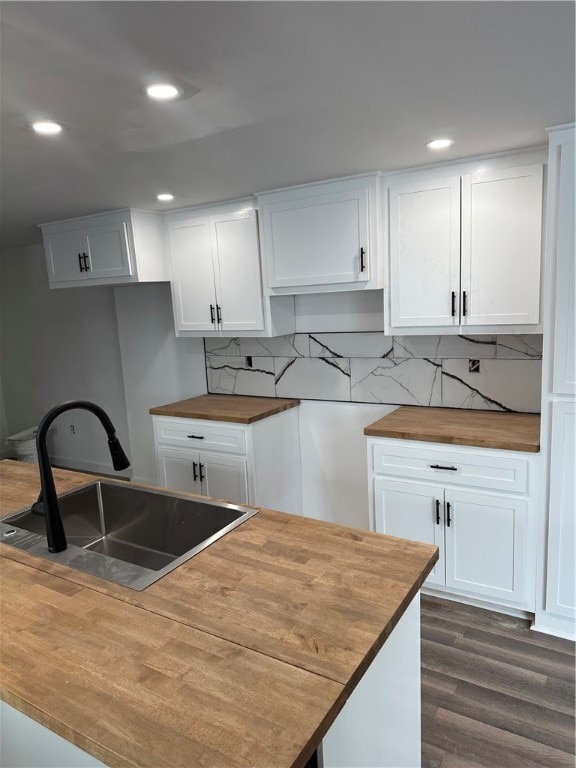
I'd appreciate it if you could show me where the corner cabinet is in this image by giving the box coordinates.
[166,202,295,338]
[257,174,383,294]
[40,209,168,288]
[368,438,539,612]
[152,408,302,514]
[387,160,544,335]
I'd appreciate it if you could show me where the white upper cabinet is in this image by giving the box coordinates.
[461,165,543,327]
[40,209,168,288]
[386,157,545,335]
[166,202,293,338]
[212,211,265,333]
[168,217,217,333]
[389,176,460,328]
[257,174,382,294]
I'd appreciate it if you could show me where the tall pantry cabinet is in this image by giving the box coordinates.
[534,124,576,640]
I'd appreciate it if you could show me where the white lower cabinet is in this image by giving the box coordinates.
[444,489,528,604]
[375,479,445,586]
[156,447,248,504]
[153,408,301,513]
[369,438,538,612]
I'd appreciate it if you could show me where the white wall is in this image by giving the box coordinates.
[0,245,130,474]
[295,290,384,332]
[298,400,396,529]
[114,283,207,484]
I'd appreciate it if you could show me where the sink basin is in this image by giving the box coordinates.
[0,480,257,590]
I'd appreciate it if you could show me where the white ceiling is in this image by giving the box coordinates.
[1,1,574,248]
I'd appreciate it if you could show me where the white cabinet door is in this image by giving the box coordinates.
[200,453,249,504]
[374,478,445,585]
[156,448,202,495]
[44,229,86,283]
[461,165,543,326]
[545,400,576,619]
[552,136,576,395]
[260,181,372,289]
[82,219,132,279]
[168,217,218,333]
[389,176,461,329]
[444,489,528,605]
[212,210,264,333]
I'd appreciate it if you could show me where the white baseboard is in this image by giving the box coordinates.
[422,586,533,621]
[531,617,576,642]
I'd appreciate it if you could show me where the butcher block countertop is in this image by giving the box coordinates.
[0,461,437,768]
[149,394,300,424]
[364,406,541,453]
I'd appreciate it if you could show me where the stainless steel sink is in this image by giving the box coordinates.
[0,481,258,590]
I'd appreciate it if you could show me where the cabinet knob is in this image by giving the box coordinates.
[187,434,205,440]
[360,247,366,273]
[462,291,468,317]
[198,463,205,483]
[78,253,85,273]
[446,502,452,527]
[451,291,456,317]
[210,304,216,324]
[435,499,441,525]
[192,462,198,482]
[216,304,222,324]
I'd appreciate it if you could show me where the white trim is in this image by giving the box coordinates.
[422,586,532,621]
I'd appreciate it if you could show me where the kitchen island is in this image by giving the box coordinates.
[0,460,437,768]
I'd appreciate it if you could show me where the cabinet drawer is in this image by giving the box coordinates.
[371,442,529,493]
[154,418,246,455]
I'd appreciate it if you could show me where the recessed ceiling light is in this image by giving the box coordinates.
[157,193,174,202]
[426,138,455,150]
[31,120,63,135]
[145,83,181,101]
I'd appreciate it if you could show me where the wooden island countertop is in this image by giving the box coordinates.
[365,406,541,453]
[0,461,437,768]
[149,394,300,424]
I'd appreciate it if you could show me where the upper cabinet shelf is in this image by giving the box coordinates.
[257,174,383,294]
[386,159,545,335]
[40,209,168,288]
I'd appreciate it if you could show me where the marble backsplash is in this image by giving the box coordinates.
[204,334,543,413]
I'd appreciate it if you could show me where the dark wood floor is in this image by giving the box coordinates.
[421,596,576,768]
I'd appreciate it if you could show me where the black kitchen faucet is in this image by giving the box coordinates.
[33,400,130,552]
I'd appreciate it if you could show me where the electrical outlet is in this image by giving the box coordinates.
[469,359,480,374]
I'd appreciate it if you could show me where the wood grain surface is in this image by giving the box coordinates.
[149,394,300,423]
[0,461,438,768]
[365,407,541,453]
[421,596,575,768]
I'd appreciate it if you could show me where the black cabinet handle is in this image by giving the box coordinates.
[446,502,452,527]
[192,462,198,482]
[435,499,441,525]
[216,304,222,324]
[462,291,468,317]
[451,291,456,317]
[210,304,216,324]
[82,253,90,271]
[198,463,205,483]
[430,464,458,471]
[360,247,366,272]
[78,253,85,273]
[187,434,205,440]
